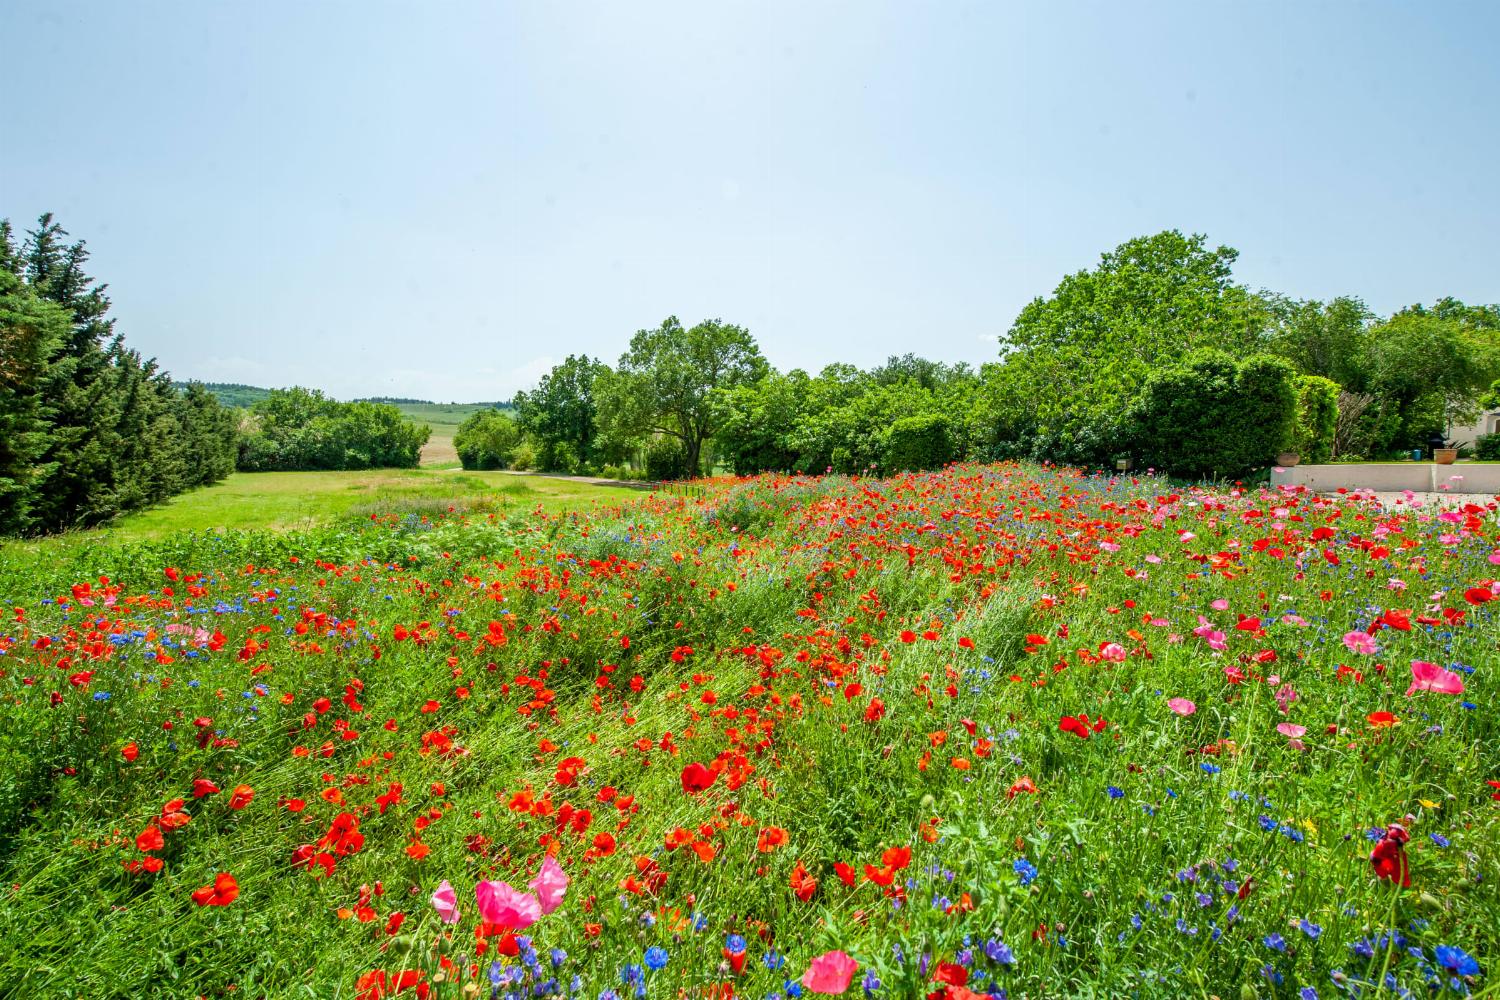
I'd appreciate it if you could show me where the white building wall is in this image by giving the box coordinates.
[1449,409,1500,448]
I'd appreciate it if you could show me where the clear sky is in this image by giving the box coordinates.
[4,2,1497,401]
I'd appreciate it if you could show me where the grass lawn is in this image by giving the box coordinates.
[0,469,633,556]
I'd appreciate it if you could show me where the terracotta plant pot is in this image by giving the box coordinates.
[1276,452,1300,468]
[1433,448,1458,465]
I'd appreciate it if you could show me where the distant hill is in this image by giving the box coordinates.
[177,383,514,413]
[173,382,273,408]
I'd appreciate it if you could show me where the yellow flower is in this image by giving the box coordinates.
[1418,798,1440,810]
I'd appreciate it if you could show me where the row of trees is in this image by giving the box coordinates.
[995,231,1500,469]
[1,215,238,535]
[461,230,1498,481]
[236,387,429,471]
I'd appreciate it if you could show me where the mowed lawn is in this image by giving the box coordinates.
[0,469,634,554]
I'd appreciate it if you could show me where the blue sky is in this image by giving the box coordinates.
[4,1,1497,400]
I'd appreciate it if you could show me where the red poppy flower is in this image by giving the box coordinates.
[191,779,220,799]
[1059,714,1106,739]
[1370,824,1411,887]
[789,859,817,902]
[1007,776,1038,799]
[135,825,164,852]
[228,784,254,810]
[191,872,239,906]
[680,762,716,794]
[120,743,139,762]
[757,826,789,852]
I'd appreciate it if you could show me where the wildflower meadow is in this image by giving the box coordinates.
[0,465,1495,999]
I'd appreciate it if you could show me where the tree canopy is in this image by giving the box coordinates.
[596,317,769,475]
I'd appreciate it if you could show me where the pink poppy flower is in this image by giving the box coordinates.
[802,950,859,994]
[1099,642,1126,663]
[1210,599,1229,611]
[475,880,541,929]
[1342,631,1378,656]
[1167,698,1196,716]
[1275,723,1306,739]
[529,855,569,915]
[431,879,460,924]
[1406,660,1464,697]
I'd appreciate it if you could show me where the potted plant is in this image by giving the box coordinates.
[1276,451,1300,467]
[1434,445,1458,465]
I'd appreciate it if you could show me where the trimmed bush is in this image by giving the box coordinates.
[644,438,693,481]
[454,409,519,470]
[1476,433,1500,461]
[883,413,955,472]
[1292,375,1340,464]
[1130,350,1298,480]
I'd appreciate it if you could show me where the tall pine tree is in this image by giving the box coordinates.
[1,213,239,534]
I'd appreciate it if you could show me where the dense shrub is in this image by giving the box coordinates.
[454,408,519,470]
[883,413,955,472]
[1292,375,1340,464]
[644,437,693,481]
[508,440,538,471]
[1129,350,1297,480]
[237,388,429,471]
[1476,433,1500,460]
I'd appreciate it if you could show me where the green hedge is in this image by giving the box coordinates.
[1129,350,1297,480]
[883,413,955,472]
[1293,375,1340,464]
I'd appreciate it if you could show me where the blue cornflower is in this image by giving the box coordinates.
[1300,919,1322,939]
[1435,945,1479,976]
[1201,762,1221,774]
[725,934,746,955]
[643,946,669,971]
[984,938,1015,965]
[1430,833,1450,847]
[763,950,786,971]
[1013,858,1038,886]
[1300,988,1319,1000]
[1106,785,1124,799]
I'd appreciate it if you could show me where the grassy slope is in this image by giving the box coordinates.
[0,468,1495,998]
[0,470,631,561]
